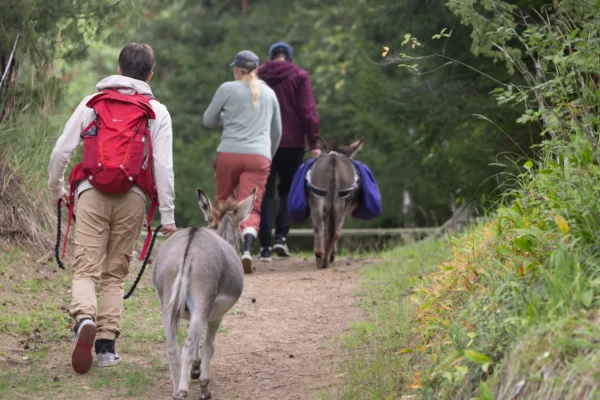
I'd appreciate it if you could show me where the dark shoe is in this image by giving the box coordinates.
[258,247,272,262]
[273,236,291,258]
[242,234,255,273]
[95,339,122,367]
[72,318,96,374]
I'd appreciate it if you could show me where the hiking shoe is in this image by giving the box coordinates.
[72,318,96,374]
[241,234,255,273]
[273,237,291,258]
[241,251,253,273]
[258,247,272,262]
[95,339,122,368]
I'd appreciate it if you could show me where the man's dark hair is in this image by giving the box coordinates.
[270,51,293,62]
[118,43,155,81]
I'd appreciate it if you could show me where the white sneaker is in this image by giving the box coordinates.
[97,351,122,367]
[71,319,96,374]
[241,251,253,273]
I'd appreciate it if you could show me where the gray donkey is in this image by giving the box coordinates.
[152,188,256,400]
[308,137,365,268]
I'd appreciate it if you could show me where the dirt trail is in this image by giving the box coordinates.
[151,256,366,400]
[0,246,368,400]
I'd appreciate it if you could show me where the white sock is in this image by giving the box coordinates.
[242,227,257,238]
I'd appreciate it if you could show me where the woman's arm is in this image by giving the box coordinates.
[203,84,229,128]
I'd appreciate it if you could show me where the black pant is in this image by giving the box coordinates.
[259,148,305,247]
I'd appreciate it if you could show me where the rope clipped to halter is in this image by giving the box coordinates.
[55,199,76,270]
[124,224,162,300]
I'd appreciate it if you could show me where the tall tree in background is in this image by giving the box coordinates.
[0,0,146,118]
[140,0,537,228]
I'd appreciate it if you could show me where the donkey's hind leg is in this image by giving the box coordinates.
[191,348,201,380]
[198,317,222,400]
[310,197,326,269]
[161,307,181,398]
[175,313,207,400]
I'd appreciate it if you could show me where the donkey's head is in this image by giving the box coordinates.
[316,136,365,158]
[196,188,256,252]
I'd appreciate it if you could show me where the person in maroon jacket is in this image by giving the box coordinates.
[257,41,321,261]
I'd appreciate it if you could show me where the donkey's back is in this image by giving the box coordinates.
[152,227,243,324]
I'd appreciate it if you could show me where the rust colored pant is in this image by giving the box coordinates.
[214,152,270,236]
[69,188,145,340]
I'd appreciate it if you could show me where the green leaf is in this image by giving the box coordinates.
[524,161,533,170]
[479,381,495,400]
[581,290,594,308]
[511,202,523,216]
[496,246,511,256]
[514,237,533,253]
[419,297,438,311]
[402,33,411,46]
[464,350,493,365]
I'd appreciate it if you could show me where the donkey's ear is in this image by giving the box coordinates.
[347,137,365,158]
[236,188,257,222]
[316,136,329,153]
[197,189,212,222]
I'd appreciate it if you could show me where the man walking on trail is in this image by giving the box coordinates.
[48,43,177,374]
[257,41,321,261]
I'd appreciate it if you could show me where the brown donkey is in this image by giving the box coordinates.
[307,137,365,268]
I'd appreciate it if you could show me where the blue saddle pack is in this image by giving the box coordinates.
[288,156,382,224]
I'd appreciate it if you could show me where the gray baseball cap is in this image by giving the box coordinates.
[230,50,259,70]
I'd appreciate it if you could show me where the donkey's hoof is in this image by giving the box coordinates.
[200,390,212,400]
[174,390,188,400]
[191,360,201,380]
[315,256,327,269]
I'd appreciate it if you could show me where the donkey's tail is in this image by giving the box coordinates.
[168,256,192,332]
[326,153,338,261]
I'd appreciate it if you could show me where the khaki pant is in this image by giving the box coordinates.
[69,188,145,340]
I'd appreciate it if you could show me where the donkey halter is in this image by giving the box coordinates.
[306,151,360,198]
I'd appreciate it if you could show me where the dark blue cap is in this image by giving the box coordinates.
[269,42,293,58]
[230,50,259,70]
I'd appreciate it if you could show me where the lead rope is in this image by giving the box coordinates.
[124,224,162,299]
[55,198,76,270]
[55,199,65,270]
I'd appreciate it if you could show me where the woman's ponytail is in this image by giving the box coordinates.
[241,70,260,109]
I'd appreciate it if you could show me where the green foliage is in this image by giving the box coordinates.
[0,0,147,64]
[336,1,600,398]
[136,0,535,228]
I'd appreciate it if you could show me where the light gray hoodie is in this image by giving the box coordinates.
[203,79,282,160]
[47,75,176,225]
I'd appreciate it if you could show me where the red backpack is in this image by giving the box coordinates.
[63,89,160,261]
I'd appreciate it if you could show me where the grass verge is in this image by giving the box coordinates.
[333,139,600,399]
[324,239,453,400]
